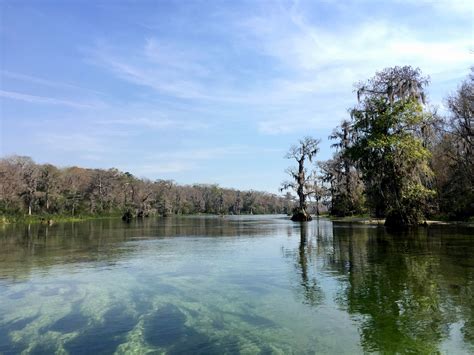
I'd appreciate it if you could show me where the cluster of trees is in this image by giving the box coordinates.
[0,156,290,219]
[283,66,473,225]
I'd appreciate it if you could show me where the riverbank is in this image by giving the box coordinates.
[0,214,121,226]
[0,212,280,226]
[330,216,474,227]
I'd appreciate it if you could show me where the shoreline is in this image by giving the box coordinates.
[0,214,121,226]
[330,216,474,227]
[0,212,283,226]
[2,214,473,228]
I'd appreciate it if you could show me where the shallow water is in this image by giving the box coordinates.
[0,216,473,354]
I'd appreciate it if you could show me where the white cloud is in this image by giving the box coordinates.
[84,1,472,136]
[239,4,472,133]
[395,0,473,16]
[242,11,471,75]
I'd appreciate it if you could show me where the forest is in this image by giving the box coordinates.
[0,158,290,222]
[0,66,472,225]
[283,66,473,225]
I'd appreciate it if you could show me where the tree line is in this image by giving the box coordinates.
[282,66,473,225]
[0,157,291,221]
[1,65,471,226]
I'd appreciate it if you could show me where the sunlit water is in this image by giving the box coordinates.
[0,216,473,354]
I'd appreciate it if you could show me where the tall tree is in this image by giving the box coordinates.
[281,137,321,221]
[328,120,365,216]
[431,69,473,219]
[348,66,435,226]
[308,170,327,216]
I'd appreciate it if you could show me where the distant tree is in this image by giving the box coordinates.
[61,167,90,216]
[0,157,27,213]
[233,191,242,214]
[0,157,291,220]
[11,156,39,216]
[283,191,296,215]
[348,66,435,226]
[281,137,321,221]
[155,180,174,216]
[37,164,60,212]
[243,190,256,214]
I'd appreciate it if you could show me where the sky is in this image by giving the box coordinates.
[0,0,472,193]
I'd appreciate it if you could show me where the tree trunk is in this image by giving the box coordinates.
[297,158,306,211]
[292,157,312,222]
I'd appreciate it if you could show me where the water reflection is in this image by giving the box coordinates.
[0,216,473,354]
[0,216,287,282]
[325,223,474,353]
[296,222,323,306]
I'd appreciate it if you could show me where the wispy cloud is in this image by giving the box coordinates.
[40,133,108,154]
[97,116,210,131]
[84,2,471,136]
[121,146,249,175]
[131,162,196,174]
[1,70,104,94]
[88,47,212,100]
[0,89,104,109]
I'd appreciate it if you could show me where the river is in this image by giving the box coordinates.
[0,215,472,354]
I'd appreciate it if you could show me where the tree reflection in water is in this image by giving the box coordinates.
[314,223,473,353]
[297,222,323,306]
[284,221,474,353]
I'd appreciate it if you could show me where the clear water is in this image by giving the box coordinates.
[0,216,473,354]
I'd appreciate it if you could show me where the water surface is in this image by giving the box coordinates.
[0,216,473,354]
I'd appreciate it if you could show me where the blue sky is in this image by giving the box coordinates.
[0,0,472,193]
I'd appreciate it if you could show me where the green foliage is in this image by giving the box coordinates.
[348,66,435,226]
[325,120,366,216]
